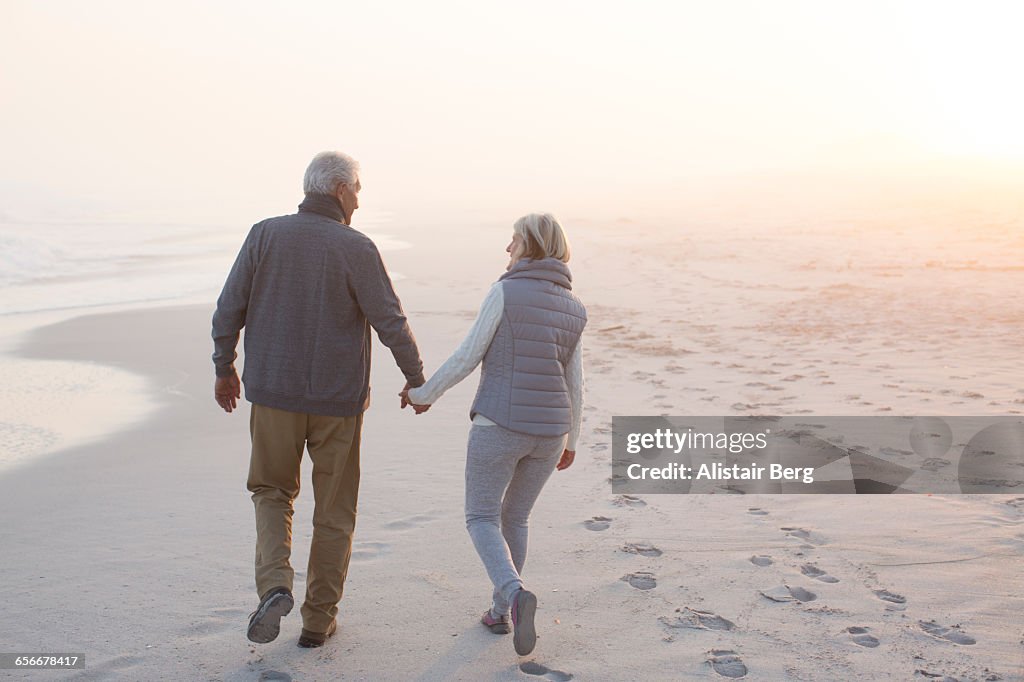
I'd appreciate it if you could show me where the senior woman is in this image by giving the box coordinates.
[402,213,586,657]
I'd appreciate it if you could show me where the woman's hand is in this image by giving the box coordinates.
[556,449,575,471]
[399,388,431,414]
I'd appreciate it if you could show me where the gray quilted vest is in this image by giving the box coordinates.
[471,257,587,437]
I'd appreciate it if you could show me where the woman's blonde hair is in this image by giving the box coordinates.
[512,213,571,263]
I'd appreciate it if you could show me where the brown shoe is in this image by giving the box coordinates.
[297,619,338,648]
[246,587,294,644]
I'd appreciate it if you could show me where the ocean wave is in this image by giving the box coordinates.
[0,221,409,316]
[0,232,65,286]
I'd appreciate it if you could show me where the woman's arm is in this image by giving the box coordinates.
[406,283,504,405]
[565,337,584,451]
[556,338,585,470]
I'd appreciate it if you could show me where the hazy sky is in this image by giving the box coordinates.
[2,1,1023,224]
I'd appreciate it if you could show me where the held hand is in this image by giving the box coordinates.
[215,374,241,413]
[556,448,575,471]
[399,381,416,409]
[399,387,431,415]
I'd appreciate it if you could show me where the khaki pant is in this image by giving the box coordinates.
[247,403,362,633]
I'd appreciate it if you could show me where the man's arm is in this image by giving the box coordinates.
[212,224,261,380]
[350,243,425,387]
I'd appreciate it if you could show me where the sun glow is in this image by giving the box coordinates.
[899,2,1024,158]
[2,1,1023,222]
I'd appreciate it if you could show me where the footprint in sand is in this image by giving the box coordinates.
[520,661,574,680]
[918,620,976,645]
[749,555,773,567]
[258,672,293,682]
[384,513,437,530]
[873,589,906,605]
[187,614,240,637]
[747,507,769,516]
[621,572,657,590]
[583,516,612,531]
[913,669,960,681]
[613,494,647,508]
[847,626,879,648]
[921,458,951,471]
[801,564,839,583]
[780,527,826,545]
[622,542,663,557]
[350,541,390,561]
[760,585,817,603]
[194,609,245,639]
[1005,497,1024,510]
[708,649,748,678]
[661,607,736,631]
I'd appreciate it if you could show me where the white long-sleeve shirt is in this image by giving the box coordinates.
[407,283,584,450]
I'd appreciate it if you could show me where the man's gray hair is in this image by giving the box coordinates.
[303,151,360,195]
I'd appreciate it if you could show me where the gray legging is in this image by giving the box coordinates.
[464,423,567,617]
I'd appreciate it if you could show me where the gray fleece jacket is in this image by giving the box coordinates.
[211,193,424,416]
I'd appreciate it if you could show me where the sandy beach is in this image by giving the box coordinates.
[1,213,1022,681]
[5,1,1024,679]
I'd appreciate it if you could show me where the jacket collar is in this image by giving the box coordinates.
[298,192,347,224]
[499,257,573,289]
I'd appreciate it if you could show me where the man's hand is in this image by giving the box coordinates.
[215,374,241,413]
[399,381,415,409]
[399,385,431,415]
[556,449,575,471]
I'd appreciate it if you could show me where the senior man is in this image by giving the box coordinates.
[212,151,425,648]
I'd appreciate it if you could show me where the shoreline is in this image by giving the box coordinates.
[0,303,181,476]
[0,220,421,476]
